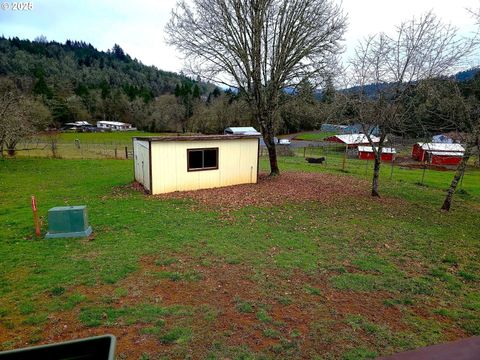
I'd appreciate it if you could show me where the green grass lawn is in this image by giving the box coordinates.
[293,131,337,141]
[51,131,176,144]
[0,157,479,359]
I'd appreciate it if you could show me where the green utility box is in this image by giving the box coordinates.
[0,334,115,359]
[45,205,92,239]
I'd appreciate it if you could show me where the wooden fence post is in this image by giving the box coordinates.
[421,163,427,185]
[125,146,128,159]
[390,157,395,179]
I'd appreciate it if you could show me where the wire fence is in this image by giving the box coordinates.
[12,138,134,159]
[7,136,479,192]
[260,142,479,191]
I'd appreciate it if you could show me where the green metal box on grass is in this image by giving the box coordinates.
[45,205,92,239]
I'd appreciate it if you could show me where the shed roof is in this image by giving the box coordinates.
[133,134,260,142]
[358,146,396,154]
[417,143,465,152]
[328,134,380,145]
[224,127,261,135]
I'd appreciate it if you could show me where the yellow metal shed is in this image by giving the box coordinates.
[133,135,260,194]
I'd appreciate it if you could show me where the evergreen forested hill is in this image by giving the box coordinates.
[2,36,477,135]
[0,36,210,125]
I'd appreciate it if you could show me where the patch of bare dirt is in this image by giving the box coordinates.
[155,172,370,209]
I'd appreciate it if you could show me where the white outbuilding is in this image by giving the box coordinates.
[224,127,261,135]
[133,135,260,194]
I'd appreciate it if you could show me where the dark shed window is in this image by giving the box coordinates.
[187,148,218,171]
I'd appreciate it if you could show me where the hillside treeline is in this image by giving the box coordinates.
[0,37,214,129]
[1,36,477,144]
[0,36,328,135]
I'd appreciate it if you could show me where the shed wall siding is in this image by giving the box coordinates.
[431,155,462,166]
[133,140,150,192]
[412,144,425,161]
[150,139,258,194]
[358,152,394,162]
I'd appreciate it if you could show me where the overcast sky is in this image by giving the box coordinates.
[1,0,478,73]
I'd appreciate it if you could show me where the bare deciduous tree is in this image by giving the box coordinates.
[341,12,477,196]
[0,78,51,157]
[147,94,185,132]
[166,0,347,175]
[424,79,480,211]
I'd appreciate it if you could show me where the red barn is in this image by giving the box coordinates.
[429,152,464,166]
[358,146,396,161]
[324,134,380,148]
[412,143,464,165]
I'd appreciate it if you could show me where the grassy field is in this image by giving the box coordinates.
[293,132,337,141]
[15,131,182,159]
[0,157,479,359]
[50,131,189,144]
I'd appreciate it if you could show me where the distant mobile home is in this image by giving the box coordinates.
[133,135,260,194]
[97,121,136,131]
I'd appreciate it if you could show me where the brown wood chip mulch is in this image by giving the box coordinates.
[154,172,370,209]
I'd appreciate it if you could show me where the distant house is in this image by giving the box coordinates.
[321,123,380,136]
[321,124,351,133]
[224,127,261,136]
[65,121,92,127]
[97,121,136,131]
[63,121,92,130]
[432,134,453,144]
[358,146,396,162]
[412,143,465,165]
[324,134,380,147]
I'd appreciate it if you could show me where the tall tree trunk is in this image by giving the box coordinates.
[371,154,381,197]
[476,143,480,168]
[258,114,279,176]
[266,143,279,176]
[6,139,16,157]
[441,147,471,211]
[0,134,5,158]
[368,133,386,198]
